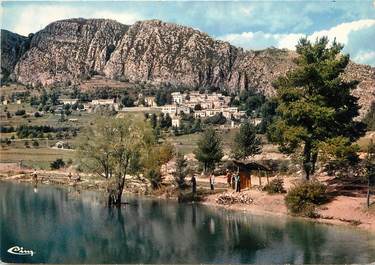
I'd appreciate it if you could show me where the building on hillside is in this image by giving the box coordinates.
[144,96,157,107]
[91,99,115,105]
[194,110,207,118]
[171,92,184,104]
[172,116,181,127]
[2,100,8,105]
[16,99,22,104]
[161,104,191,115]
[60,98,78,105]
[251,118,262,126]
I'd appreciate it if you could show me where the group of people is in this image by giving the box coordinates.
[189,169,241,193]
[227,170,241,192]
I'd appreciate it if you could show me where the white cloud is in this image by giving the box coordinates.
[354,51,375,65]
[218,19,375,66]
[308,19,375,44]
[8,5,142,35]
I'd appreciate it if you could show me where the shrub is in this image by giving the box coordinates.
[50,158,65,170]
[15,109,26,116]
[263,177,286,194]
[285,181,327,217]
[146,169,163,190]
[32,140,39,147]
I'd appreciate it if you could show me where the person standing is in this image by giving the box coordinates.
[209,174,215,191]
[235,173,241,192]
[231,174,236,190]
[191,175,197,194]
[226,170,232,188]
[32,171,38,182]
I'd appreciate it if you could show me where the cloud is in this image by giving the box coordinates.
[218,19,375,66]
[309,19,375,44]
[6,5,142,35]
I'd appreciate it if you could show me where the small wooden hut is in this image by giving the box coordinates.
[225,160,271,189]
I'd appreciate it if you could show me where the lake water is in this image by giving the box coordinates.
[1,182,375,264]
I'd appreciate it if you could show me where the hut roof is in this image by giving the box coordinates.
[225,160,271,172]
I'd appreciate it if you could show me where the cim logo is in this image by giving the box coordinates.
[7,246,36,257]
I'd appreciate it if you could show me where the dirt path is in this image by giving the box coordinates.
[201,175,375,232]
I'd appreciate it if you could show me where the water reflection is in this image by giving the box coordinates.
[1,182,375,264]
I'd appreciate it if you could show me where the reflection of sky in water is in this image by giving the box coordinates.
[1,182,375,264]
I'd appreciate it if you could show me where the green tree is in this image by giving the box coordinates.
[269,37,365,179]
[150,113,157,129]
[232,122,262,160]
[77,116,156,206]
[194,128,223,172]
[174,152,188,189]
[363,102,375,131]
[364,140,375,208]
[142,141,174,189]
[50,158,65,170]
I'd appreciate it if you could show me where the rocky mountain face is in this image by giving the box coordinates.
[0,29,30,78]
[12,18,128,86]
[1,18,374,113]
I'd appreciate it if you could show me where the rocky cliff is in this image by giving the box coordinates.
[1,18,374,113]
[0,29,30,79]
[12,18,128,86]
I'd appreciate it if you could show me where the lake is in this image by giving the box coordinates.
[1,182,375,263]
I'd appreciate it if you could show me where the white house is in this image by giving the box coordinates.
[171,92,183,104]
[91,99,115,105]
[172,116,181,127]
[59,98,78,105]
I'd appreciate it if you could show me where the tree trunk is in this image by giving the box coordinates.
[115,176,125,207]
[311,151,318,174]
[107,176,125,207]
[258,175,262,186]
[303,141,312,180]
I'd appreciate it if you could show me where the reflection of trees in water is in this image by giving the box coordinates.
[285,220,374,264]
[1,182,375,264]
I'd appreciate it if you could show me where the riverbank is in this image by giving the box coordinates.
[1,168,374,232]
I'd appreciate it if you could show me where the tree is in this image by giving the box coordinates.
[364,140,375,208]
[269,37,365,180]
[150,113,157,129]
[232,122,262,160]
[32,140,39,148]
[77,116,156,206]
[204,112,227,125]
[121,95,135,107]
[50,158,65,169]
[142,141,174,189]
[363,102,375,131]
[174,152,188,189]
[194,128,223,172]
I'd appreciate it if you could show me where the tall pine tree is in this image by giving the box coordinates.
[269,37,365,180]
[232,122,262,160]
[194,128,223,173]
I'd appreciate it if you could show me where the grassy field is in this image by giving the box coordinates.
[0,147,75,169]
[169,128,241,154]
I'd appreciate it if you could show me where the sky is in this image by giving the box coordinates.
[1,1,375,66]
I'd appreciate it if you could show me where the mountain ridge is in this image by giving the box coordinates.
[1,18,374,114]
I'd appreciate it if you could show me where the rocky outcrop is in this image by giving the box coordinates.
[0,29,30,78]
[13,18,128,86]
[2,18,374,113]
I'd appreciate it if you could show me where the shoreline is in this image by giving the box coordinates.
[201,196,374,232]
[1,172,374,233]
